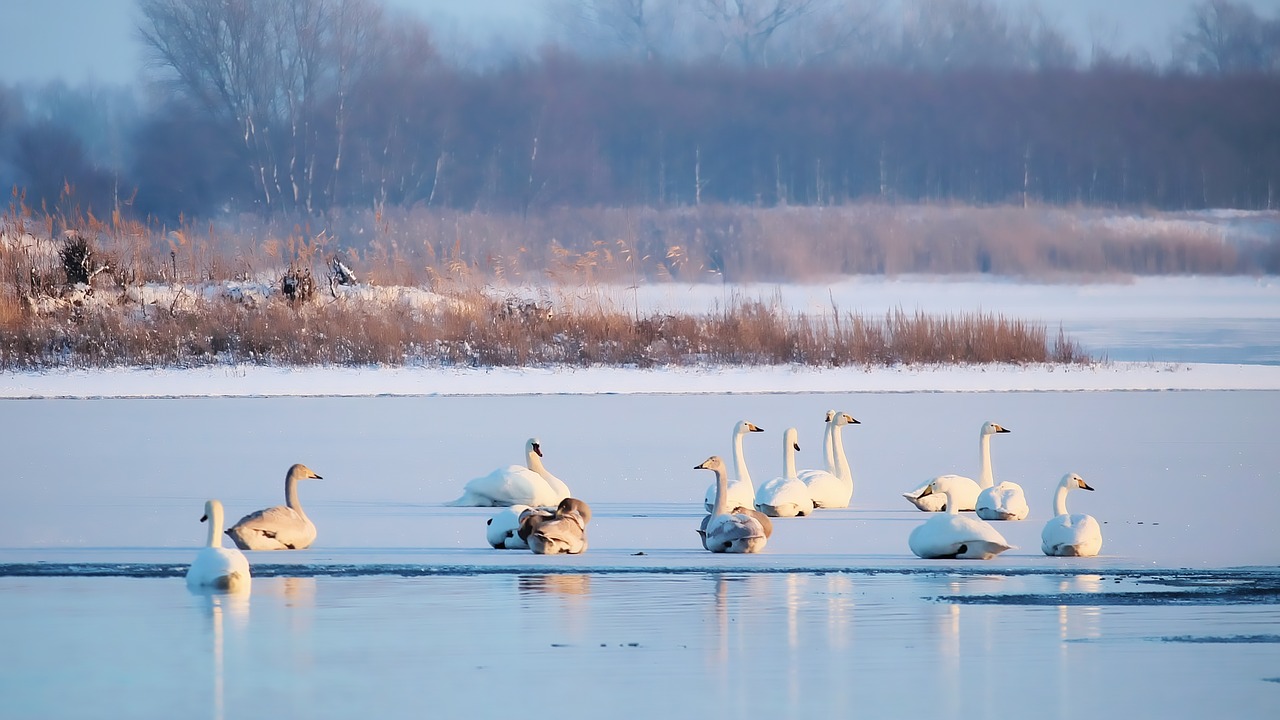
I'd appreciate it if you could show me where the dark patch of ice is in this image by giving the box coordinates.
[1158,635,1280,644]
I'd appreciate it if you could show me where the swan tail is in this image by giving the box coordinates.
[445,491,496,507]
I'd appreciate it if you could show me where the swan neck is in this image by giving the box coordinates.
[822,420,835,474]
[832,423,851,483]
[732,430,751,485]
[206,503,224,548]
[710,466,731,518]
[527,449,547,475]
[977,433,995,489]
[285,475,305,515]
[783,438,797,479]
[945,489,960,515]
[1052,485,1070,517]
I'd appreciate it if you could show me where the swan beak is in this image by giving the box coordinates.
[996,426,1011,433]
[312,473,324,480]
[199,514,209,523]
[694,461,707,470]
[1079,480,1095,491]
[746,424,764,433]
[532,443,543,457]
[918,485,934,498]
[793,442,800,452]
[845,415,860,424]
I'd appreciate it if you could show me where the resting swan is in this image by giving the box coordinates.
[908,476,1014,559]
[187,499,251,592]
[1041,473,1102,557]
[486,504,534,549]
[703,421,765,512]
[226,464,322,550]
[528,498,591,555]
[696,455,768,553]
[754,428,814,517]
[798,411,860,508]
[446,438,570,507]
[903,421,1009,512]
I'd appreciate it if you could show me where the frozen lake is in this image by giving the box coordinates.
[1,389,1278,718]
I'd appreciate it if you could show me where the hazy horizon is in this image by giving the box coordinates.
[3,0,1278,86]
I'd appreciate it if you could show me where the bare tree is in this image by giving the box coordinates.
[695,0,820,65]
[551,0,684,61]
[1174,0,1280,74]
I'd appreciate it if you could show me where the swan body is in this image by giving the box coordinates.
[977,482,1030,521]
[696,456,767,553]
[754,428,814,517]
[1041,473,1102,557]
[904,421,1010,512]
[798,411,860,508]
[909,477,1013,559]
[187,499,251,592]
[226,464,322,550]
[698,506,773,549]
[703,421,765,512]
[486,504,535,548]
[528,498,591,555]
[446,438,570,507]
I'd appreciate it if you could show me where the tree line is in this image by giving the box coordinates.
[1,0,1278,223]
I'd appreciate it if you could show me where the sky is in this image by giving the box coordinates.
[2,0,1280,86]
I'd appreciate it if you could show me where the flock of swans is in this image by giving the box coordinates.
[185,414,1104,593]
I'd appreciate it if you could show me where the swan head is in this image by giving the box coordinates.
[735,421,765,436]
[695,455,727,473]
[824,410,835,422]
[287,464,323,481]
[526,438,543,457]
[834,411,860,426]
[557,497,592,524]
[981,421,1011,436]
[1062,472,1094,491]
[783,427,800,452]
[200,499,222,523]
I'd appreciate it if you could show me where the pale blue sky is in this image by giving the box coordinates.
[1,0,1278,85]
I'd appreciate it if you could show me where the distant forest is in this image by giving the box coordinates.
[1,0,1279,222]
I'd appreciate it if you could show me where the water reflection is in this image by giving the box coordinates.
[517,574,591,597]
[189,590,249,720]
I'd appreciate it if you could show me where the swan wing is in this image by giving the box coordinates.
[448,466,558,507]
[486,505,533,548]
[1041,514,1103,556]
[800,470,850,508]
[186,547,252,592]
[529,512,588,554]
[976,482,1030,521]
[903,475,975,512]
[909,514,1012,559]
[226,505,315,550]
[705,513,766,553]
[754,477,815,517]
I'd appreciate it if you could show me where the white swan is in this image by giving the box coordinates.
[696,455,768,553]
[703,421,765,511]
[486,504,534,549]
[1041,473,1102,557]
[908,476,1014,559]
[226,463,322,550]
[528,498,591,555]
[754,428,814,517]
[187,499,251,592]
[446,438,570,507]
[903,421,1009,512]
[798,411,860,508]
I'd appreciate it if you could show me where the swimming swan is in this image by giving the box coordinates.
[446,438,570,507]
[696,455,768,553]
[187,499,251,592]
[528,498,591,555]
[754,428,814,517]
[703,421,765,511]
[1041,473,1102,557]
[908,476,1014,559]
[798,411,860,508]
[903,421,1009,512]
[226,464,322,550]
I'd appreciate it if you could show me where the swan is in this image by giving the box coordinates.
[798,411,860,508]
[187,499,251,592]
[225,464,322,550]
[528,498,591,555]
[1041,473,1102,557]
[754,428,814,517]
[486,504,534,549]
[698,505,773,549]
[703,421,765,511]
[696,455,768,553]
[908,476,1014,559]
[446,438,570,507]
[903,421,1009,512]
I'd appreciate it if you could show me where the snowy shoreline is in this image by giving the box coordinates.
[3,361,1279,399]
